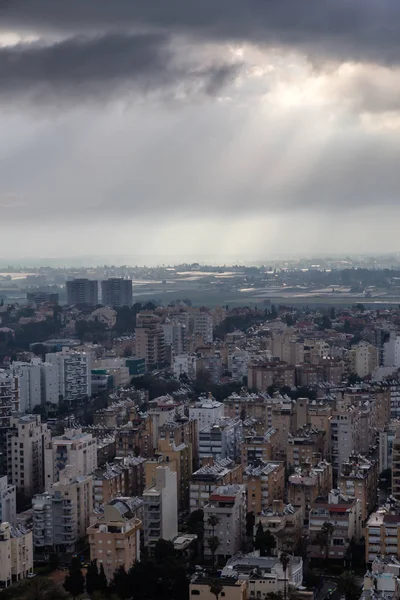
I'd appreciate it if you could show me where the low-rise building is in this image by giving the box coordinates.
[256,500,304,551]
[366,501,400,563]
[190,574,247,600]
[88,497,142,581]
[288,461,333,525]
[339,453,378,530]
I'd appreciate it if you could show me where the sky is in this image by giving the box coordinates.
[2,0,400,264]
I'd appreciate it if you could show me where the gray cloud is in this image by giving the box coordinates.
[2,0,400,66]
[0,32,240,103]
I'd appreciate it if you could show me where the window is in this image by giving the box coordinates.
[191,591,200,596]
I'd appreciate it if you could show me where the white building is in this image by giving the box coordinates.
[189,397,224,440]
[87,307,117,329]
[199,418,243,462]
[222,553,303,593]
[11,361,41,412]
[204,484,246,559]
[379,423,399,472]
[384,335,400,368]
[45,428,97,485]
[193,312,213,344]
[7,415,51,497]
[349,342,379,378]
[0,522,33,588]
[0,477,16,526]
[32,468,93,552]
[228,349,250,381]
[173,353,197,379]
[46,349,92,401]
[162,323,186,355]
[0,371,20,429]
[330,407,360,477]
[143,466,177,546]
[41,362,60,404]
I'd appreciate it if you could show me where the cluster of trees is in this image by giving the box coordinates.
[62,540,189,600]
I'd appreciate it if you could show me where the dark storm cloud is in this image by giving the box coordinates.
[0,32,240,102]
[2,0,400,66]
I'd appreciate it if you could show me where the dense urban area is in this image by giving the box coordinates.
[1,266,400,600]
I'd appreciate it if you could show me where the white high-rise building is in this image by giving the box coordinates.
[7,415,51,497]
[383,335,400,368]
[189,397,224,440]
[0,371,20,429]
[41,362,60,404]
[45,428,97,485]
[162,323,185,355]
[173,353,197,379]
[11,361,41,412]
[199,418,243,462]
[143,466,177,546]
[46,349,91,401]
[0,477,16,526]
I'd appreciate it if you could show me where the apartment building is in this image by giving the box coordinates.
[66,278,98,306]
[348,342,379,378]
[143,466,177,546]
[46,349,92,401]
[93,456,146,507]
[10,360,41,412]
[7,415,51,497]
[173,353,197,379]
[190,458,243,510]
[101,278,133,308]
[366,502,400,563]
[287,426,327,466]
[248,362,296,391]
[330,406,361,478]
[189,397,224,439]
[339,454,378,530]
[135,312,165,369]
[244,460,285,514]
[147,395,184,449]
[45,428,97,485]
[0,523,33,588]
[241,429,277,468]
[379,423,399,472]
[0,477,16,526]
[199,418,243,462]
[193,311,213,344]
[224,391,275,429]
[308,490,361,560]
[393,428,400,503]
[288,461,333,525]
[204,484,246,560]
[88,497,142,581]
[0,371,20,429]
[159,415,198,469]
[32,469,93,552]
[162,322,186,356]
[256,500,304,550]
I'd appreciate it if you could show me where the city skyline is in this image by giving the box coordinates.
[2,1,400,258]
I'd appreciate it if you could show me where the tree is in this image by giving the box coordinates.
[209,578,224,600]
[154,539,176,563]
[208,536,220,566]
[86,560,100,596]
[315,521,334,560]
[280,552,290,600]
[22,577,67,600]
[48,552,60,572]
[246,511,255,537]
[110,566,131,600]
[254,523,276,557]
[337,571,360,600]
[98,563,108,593]
[63,557,85,599]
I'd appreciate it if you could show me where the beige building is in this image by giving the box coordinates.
[135,312,165,369]
[248,362,296,392]
[7,414,51,497]
[393,428,400,503]
[93,456,146,507]
[256,500,304,551]
[244,460,285,514]
[88,497,142,581]
[287,427,327,467]
[348,342,379,378]
[339,454,378,531]
[288,461,333,524]
[366,503,400,563]
[241,429,277,467]
[190,458,243,510]
[190,575,247,600]
[0,522,33,588]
